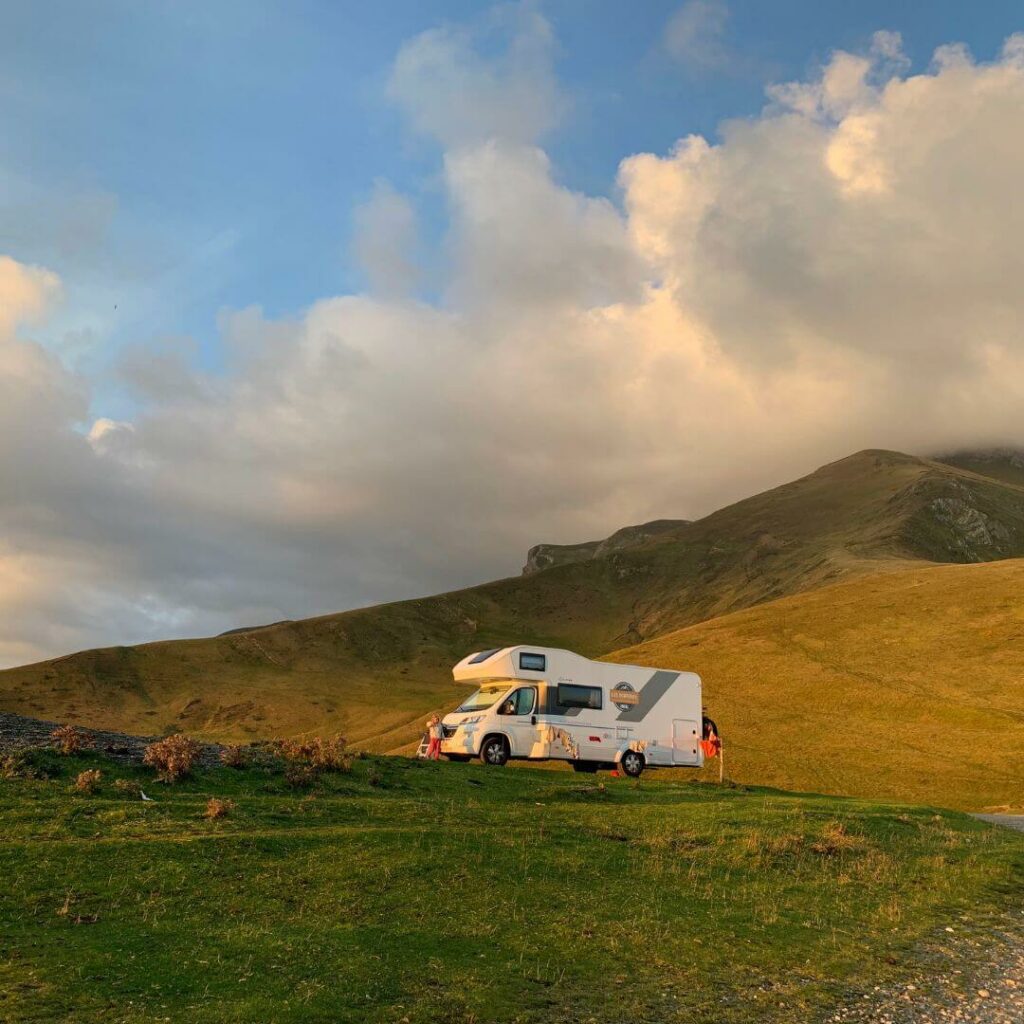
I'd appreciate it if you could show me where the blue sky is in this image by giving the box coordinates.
[4,0,1023,416]
[4,1,1024,663]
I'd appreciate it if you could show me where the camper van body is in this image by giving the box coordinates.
[440,646,704,774]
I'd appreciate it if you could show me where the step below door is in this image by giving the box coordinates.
[672,719,700,765]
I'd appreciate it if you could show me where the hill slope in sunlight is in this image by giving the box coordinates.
[2,448,1024,804]
[606,559,1024,810]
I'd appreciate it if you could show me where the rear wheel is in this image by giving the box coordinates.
[480,736,509,767]
[572,761,599,774]
[620,750,645,778]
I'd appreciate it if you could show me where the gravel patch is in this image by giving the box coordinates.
[0,710,226,768]
[973,815,1024,834]
[823,906,1024,1024]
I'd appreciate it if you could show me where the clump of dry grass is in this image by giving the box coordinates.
[143,734,201,782]
[51,725,93,756]
[203,797,235,819]
[811,821,864,857]
[275,735,352,773]
[1,752,38,779]
[219,745,247,769]
[73,769,102,794]
[113,778,142,797]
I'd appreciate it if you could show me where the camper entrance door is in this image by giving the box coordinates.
[672,719,701,765]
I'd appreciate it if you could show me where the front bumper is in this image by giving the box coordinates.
[440,726,478,757]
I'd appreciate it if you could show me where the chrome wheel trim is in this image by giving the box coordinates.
[485,740,505,764]
[623,752,642,774]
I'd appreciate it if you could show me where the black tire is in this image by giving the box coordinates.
[572,761,599,774]
[479,736,509,767]
[620,750,645,778]
[445,754,471,763]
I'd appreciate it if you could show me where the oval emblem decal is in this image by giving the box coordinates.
[610,683,639,711]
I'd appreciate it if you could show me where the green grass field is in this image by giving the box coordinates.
[1,749,1021,1023]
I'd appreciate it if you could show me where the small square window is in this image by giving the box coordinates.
[518,652,546,672]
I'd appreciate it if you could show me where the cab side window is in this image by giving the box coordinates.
[498,686,537,716]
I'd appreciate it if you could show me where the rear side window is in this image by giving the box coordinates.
[518,652,546,672]
[556,684,602,710]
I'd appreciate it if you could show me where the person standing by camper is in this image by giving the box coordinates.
[701,708,721,759]
[426,715,443,760]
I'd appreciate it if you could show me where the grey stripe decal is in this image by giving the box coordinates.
[616,670,679,722]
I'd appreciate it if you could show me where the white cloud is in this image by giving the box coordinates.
[5,23,1024,665]
[351,181,421,299]
[387,3,566,148]
[664,0,731,71]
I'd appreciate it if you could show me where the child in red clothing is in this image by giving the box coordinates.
[426,715,443,760]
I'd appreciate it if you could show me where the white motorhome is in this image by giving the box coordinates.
[439,645,704,777]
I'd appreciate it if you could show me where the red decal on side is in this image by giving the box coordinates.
[589,735,601,742]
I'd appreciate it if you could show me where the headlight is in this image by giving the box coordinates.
[459,716,482,726]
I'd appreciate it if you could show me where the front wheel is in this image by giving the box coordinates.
[620,750,645,778]
[480,736,509,767]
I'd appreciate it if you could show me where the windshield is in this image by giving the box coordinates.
[455,684,510,714]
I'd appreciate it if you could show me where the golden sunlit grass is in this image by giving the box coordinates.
[607,558,1024,809]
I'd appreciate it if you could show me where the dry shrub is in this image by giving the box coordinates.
[73,769,102,794]
[811,821,864,857]
[219,745,247,769]
[1,747,62,780]
[1,752,38,779]
[113,778,142,797]
[143,733,201,782]
[275,735,352,773]
[51,725,93,756]
[284,764,319,790]
[204,797,235,819]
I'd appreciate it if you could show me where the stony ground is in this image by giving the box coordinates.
[0,710,226,768]
[827,904,1024,1023]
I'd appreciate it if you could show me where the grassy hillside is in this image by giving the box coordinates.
[2,449,1024,810]
[0,750,1020,1024]
[607,559,1024,810]
[2,450,1022,743]
[522,517,689,574]
[937,448,1024,490]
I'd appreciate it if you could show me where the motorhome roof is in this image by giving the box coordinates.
[452,645,571,683]
[451,644,689,685]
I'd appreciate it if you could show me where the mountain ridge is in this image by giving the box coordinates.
[2,446,1024,809]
